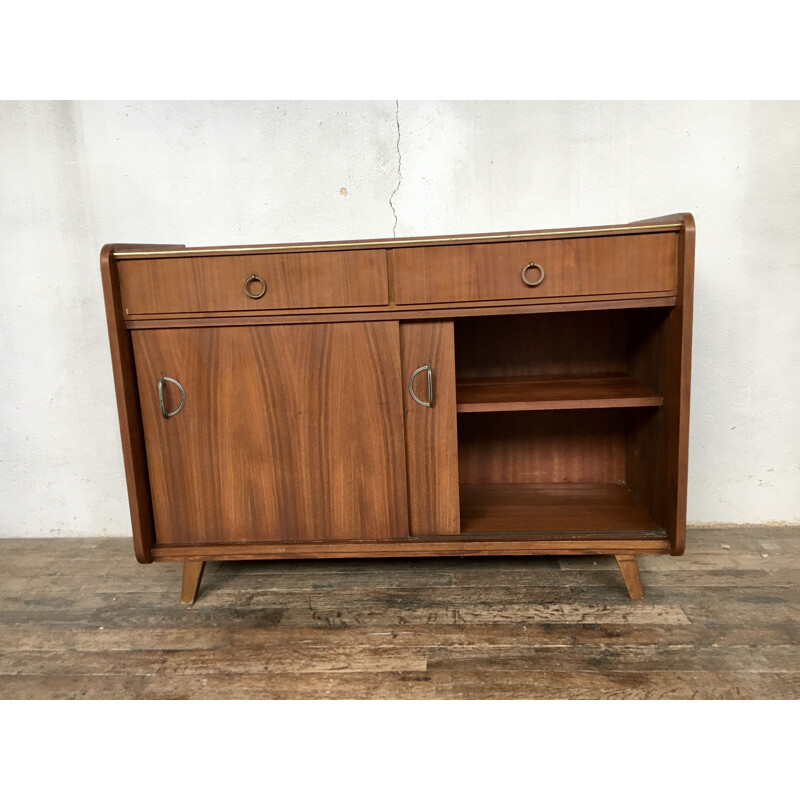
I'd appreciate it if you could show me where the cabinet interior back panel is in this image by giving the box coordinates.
[457,409,628,485]
[454,310,627,380]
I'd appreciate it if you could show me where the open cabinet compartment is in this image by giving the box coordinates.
[454,307,672,539]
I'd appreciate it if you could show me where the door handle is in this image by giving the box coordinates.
[158,376,186,418]
[408,364,433,408]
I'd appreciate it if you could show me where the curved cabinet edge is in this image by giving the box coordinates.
[670,214,694,555]
[100,243,183,563]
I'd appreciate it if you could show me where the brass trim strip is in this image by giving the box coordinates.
[113,222,681,259]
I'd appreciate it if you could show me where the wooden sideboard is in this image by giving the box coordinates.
[101,214,694,603]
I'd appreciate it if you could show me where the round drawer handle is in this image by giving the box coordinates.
[244,274,266,299]
[521,262,545,287]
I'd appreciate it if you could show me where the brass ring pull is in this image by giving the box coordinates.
[244,274,266,299]
[409,364,433,408]
[521,262,545,287]
[158,376,186,419]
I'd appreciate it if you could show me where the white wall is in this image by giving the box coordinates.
[1,100,798,535]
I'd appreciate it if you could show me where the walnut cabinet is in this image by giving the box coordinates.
[101,214,694,603]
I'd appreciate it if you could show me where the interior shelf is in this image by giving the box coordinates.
[456,372,663,413]
[453,310,671,542]
[459,482,663,533]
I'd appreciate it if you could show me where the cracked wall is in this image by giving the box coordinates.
[0,100,798,534]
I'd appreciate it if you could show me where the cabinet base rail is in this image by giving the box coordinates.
[158,535,669,564]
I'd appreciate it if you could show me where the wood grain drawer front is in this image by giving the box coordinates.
[392,233,677,305]
[119,250,389,315]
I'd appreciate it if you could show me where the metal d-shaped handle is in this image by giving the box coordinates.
[408,364,433,408]
[158,376,186,418]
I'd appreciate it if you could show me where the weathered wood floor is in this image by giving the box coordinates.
[1,528,798,699]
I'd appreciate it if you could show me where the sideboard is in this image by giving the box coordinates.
[101,213,694,603]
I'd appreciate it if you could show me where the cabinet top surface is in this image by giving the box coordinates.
[109,214,692,260]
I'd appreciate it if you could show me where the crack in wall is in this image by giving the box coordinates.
[388,100,402,237]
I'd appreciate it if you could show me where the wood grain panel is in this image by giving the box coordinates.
[454,310,627,380]
[399,321,460,535]
[457,409,628,485]
[393,233,677,305]
[119,250,388,315]
[131,322,409,544]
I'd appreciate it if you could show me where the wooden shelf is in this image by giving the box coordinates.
[456,373,663,413]
[459,482,663,534]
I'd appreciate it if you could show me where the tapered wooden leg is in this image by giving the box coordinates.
[615,555,644,600]
[181,561,206,605]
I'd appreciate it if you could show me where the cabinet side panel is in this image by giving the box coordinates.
[399,321,461,535]
[667,220,694,554]
[100,246,155,563]
[626,225,693,554]
[625,310,670,527]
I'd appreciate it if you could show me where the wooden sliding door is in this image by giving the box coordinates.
[132,322,409,544]
[399,320,461,536]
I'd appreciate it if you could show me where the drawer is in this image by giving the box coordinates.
[392,233,677,305]
[118,250,389,315]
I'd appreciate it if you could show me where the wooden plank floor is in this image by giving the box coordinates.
[0,528,798,699]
